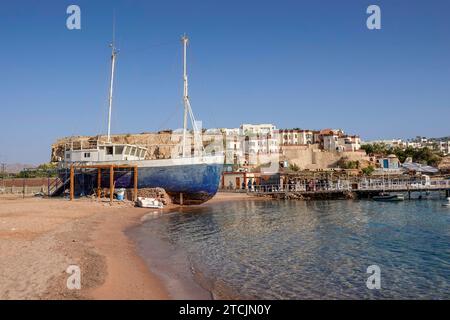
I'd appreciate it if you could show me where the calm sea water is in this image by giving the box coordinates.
[130,198,450,299]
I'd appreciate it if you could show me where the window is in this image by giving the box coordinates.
[84,152,91,158]
[115,146,125,155]
[66,153,71,159]
[106,147,113,155]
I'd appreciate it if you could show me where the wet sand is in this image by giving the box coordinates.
[0,192,257,299]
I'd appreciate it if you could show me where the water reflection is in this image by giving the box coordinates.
[137,199,450,299]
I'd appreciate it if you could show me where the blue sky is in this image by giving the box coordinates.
[1,0,449,164]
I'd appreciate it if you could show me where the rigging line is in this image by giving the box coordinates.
[156,104,181,132]
[186,99,205,153]
[152,104,182,147]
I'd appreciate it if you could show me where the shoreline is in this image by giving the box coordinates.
[126,192,265,300]
[0,192,260,299]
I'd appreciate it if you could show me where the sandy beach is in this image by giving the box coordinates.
[0,192,256,300]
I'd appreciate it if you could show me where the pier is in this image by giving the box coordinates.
[248,178,450,199]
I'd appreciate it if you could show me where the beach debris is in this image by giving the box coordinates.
[115,188,125,201]
[136,197,164,209]
[135,187,171,205]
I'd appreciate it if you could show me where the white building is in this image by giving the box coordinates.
[438,141,450,155]
[220,124,279,167]
[222,128,244,166]
[241,124,278,159]
[321,129,361,152]
[364,139,406,149]
[338,135,361,152]
[279,129,315,146]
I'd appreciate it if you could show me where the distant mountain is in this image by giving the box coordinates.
[2,163,36,173]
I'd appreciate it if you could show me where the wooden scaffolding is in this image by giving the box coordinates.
[69,164,138,205]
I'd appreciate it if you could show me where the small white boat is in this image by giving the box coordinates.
[373,193,405,202]
[136,197,164,209]
[442,197,450,207]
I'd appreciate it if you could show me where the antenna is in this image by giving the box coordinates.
[107,15,118,143]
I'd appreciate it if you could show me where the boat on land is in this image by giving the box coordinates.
[57,34,224,204]
[373,193,405,202]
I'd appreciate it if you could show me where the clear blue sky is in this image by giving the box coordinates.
[1,0,450,164]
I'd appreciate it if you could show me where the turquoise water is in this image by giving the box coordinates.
[132,199,450,299]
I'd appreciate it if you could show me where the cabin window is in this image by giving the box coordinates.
[115,146,124,155]
[130,147,136,156]
[84,152,91,158]
[66,153,71,159]
[139,149,145,158]
[106,147,113,155]
[125,146,130,155]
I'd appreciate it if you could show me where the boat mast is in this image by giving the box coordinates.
[182,35,189,157]
[107,27,118,144]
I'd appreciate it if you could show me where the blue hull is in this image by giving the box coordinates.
[137,163,224,204]
[61,162,224,205]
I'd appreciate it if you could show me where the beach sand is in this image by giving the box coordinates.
[0,192,256,299]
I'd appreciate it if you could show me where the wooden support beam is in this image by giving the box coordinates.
[110,165,114,205]
[133,166,138,202]
[97,168,101,199]
[70,165,74,201]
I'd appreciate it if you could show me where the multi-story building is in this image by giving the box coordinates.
[221,124,279,168]
[279,129,315,146]
[222,128,244,167]
[438,141,450,155]
[240,124,278,157]
[319,129,360,152]
[279,128,360,152]
[338,135,361,152]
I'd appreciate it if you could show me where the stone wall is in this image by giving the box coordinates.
[281,144,370,170]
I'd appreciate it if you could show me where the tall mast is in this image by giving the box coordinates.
[181,34,189,157]
[107,23,118,143]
